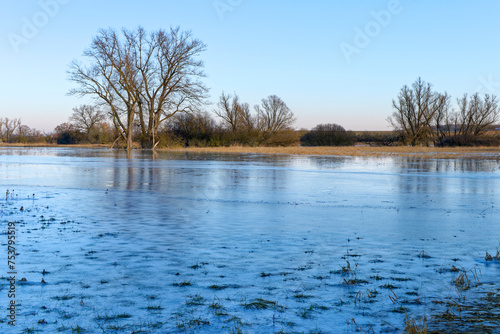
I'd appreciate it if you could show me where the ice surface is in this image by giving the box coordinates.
[0,147,499,333]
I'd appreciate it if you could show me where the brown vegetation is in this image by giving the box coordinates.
[389,78,500,147]
[2,140,500,159]
[163,145,500,159]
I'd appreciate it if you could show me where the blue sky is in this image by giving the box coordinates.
[1,0,500,132]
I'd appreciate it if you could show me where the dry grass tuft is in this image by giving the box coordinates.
[453,271,471,291]
[404,314,427,333]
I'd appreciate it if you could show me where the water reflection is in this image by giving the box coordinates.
[1,148,499,211]
[395,157,500,196]
[1,147,499,250]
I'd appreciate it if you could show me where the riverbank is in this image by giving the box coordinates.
[166,145,500,159]
[2,143,500,159]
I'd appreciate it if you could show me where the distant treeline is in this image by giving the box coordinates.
[1,112,404,148]
[1,108,499,149]
[2,79,500,148]
[4,25,500,149]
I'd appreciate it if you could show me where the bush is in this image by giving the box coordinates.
[435,134,500,147]
[355,131,402,146]
[53,122,86,145]
[301,124,356,146]
[55,130,86,144]
[261,130,301,147]
[155,132,184,148]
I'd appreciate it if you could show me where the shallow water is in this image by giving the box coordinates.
[1,147,499,333]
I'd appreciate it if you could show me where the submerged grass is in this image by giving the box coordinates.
[186,295,205,306]
[173,281,192,287]
[176,317,210,329]
[96,313,132,321]
[208,284,241,290]
[417,250,431,259]
[4,191,500,333]
[242,298,280,310]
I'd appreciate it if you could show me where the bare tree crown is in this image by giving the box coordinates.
[68,26,208,149]
[389,78,449,146]
[390,78,499,146]
[214,92,253,132]
[255,95,295,134]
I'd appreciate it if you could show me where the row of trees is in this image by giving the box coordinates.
[3,24,500,148]
[53,105,119,145]
[164,109,299,148]
[214,93,295,137]
[66,26,301,150]
[66,26,498,149]
[45,92,297,147]
[0,118,21,143]
[0,112,399,148]
[0,107,114,145]
[0,117,46,144]
[389,78,500,146]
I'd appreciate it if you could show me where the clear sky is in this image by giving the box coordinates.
[1,0,500,132]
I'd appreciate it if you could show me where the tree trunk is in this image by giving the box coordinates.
[126,104,135,150]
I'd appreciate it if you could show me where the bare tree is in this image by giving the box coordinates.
[214,92,253,132]
[17,125,31,143]
[69,105,105,142]
[435,93,499,145]
[254,95,295,134]
[68,26,208,150]
[456,93,499,136]
[237,99,254,133]
[388,78,449,146]
[0,117,22,143]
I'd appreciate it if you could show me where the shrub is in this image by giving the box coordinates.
[355,131,402,146]
[156,132,185,148]
[56,131,86,144]
[262,130,301,147]
[53,122,90,144]
[301,124,356,146]
[435,134,500,147]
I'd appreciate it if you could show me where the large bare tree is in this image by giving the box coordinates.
[388,78,449,146]
[214,92,253,132]
[255,95,295,134]
[68,26,208,149]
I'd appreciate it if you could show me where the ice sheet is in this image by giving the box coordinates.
[0,147,499,333]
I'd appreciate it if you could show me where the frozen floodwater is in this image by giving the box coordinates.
[0,147,499,333]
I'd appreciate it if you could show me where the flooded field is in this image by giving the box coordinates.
[1,147,499,333]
